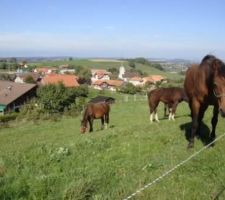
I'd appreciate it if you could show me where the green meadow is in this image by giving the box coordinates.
[1,94,225,199]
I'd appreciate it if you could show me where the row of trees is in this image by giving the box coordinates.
[126,57,164,71]
[0,58,18,70]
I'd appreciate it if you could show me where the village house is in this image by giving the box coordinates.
[18,62,29,69]
[91,69,111,83]
[41,74,79,87]
[128,76,143,86]
[0,80,37,115]
[142,75,166,85]
[58,64,76,74]
[92,80,124,91]
[33,67,58,75]
[120,71,141,82]
[59,68,76,74]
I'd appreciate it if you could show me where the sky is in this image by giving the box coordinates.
[0,0,225,60]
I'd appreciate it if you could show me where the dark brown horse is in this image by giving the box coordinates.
[80,102,110,133]
[184,55,225,148]
[147,87,187,122]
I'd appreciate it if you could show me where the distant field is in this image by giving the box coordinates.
[1,93,225,199]
[88,59,122,62]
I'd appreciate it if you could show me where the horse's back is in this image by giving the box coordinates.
[87,102,110,118]
[148,87,185,104]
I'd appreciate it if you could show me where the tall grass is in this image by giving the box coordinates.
[0,99,225,199]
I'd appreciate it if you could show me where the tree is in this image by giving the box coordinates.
[108,67,119,79]
[24,75,36,84]
[120,83,141,94]
[128,60,136,68]
[0,62,7,70]
[75,66,91,84]
[37,83,88,113]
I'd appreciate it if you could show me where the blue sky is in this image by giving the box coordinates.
[1,0,225,59]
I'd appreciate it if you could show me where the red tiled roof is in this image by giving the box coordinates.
[92,80,123,87]
[129,76,143,81]
[150,75,165,82]
[91,69,108,74]
[91,69,111,78]
[42,74,79,87]
[143,75,165,83]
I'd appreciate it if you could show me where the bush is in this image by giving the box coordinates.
[0,113,18,123]
[37,83,88,114]
[119,83,142,95]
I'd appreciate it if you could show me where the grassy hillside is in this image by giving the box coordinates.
[1,95,225,199]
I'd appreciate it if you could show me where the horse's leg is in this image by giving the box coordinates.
[154,109,160,122]
[150,102,159,122]
[168,107,172,120]
[101,117,104,130]
[164,103,167,118]
[188,99,200,148]
[88,117,93,132]
[105,113,109,129]
[210,105,219,145]
[149,106,155,122]
[196,104,208,138]
[171,102,179,121]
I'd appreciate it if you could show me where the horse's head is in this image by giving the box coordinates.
[80,119,87,133]
[212,59,225,117]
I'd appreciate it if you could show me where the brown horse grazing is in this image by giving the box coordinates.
[80,102,110,133]
[147,87,187,122]
[184,55,225,148]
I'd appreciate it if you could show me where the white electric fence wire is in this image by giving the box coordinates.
[123,133,225,200]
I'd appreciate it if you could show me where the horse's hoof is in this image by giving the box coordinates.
[208,143,215,148]
[208,137,216,147]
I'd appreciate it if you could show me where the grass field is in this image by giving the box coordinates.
[1,95,225,199]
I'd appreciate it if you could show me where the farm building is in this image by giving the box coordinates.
[91,69,111,82]
[0,80,37,115]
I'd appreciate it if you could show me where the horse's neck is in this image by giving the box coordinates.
[198,66,212,85]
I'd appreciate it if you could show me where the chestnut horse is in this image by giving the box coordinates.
[147,87,187,122]
[184,55,225,148]
[80,102,110,133]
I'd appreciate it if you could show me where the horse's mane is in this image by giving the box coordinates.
[199,55,225,79]
[201,54,216,66]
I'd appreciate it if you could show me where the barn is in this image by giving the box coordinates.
[0,80,37,115]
